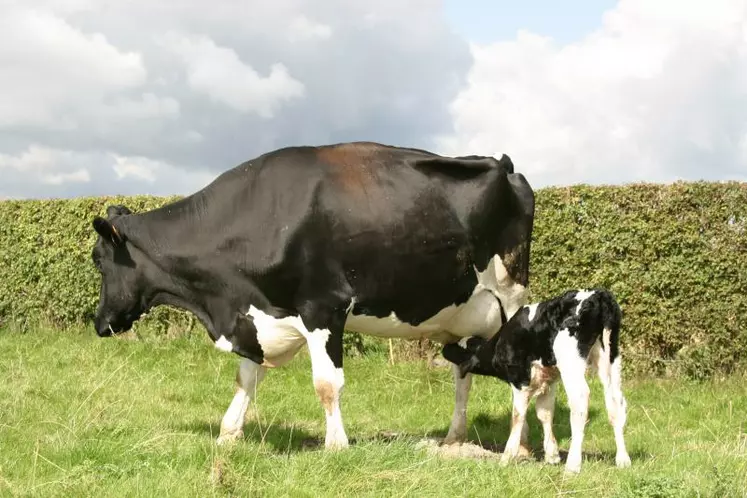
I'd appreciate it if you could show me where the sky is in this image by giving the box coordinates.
[1,0,746,200]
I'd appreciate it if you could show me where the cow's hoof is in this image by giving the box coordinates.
[544,452,561,465]
[616,453,632,468]
[216,429,243,446]
[442,432,466,446]
[564,460,581,475]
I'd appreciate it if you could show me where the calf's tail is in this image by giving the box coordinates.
[599,289,622,364]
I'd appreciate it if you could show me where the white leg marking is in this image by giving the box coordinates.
[215,335,233,352]
[444,365,472,444]
[535,382,560,464]
[501,386,532,465]
[303,328,348,450]
[217,358,266,445]
[596,330,631,468]
[554,328,590,474]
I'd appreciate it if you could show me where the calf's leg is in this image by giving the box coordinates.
[596,331,631,468]
[501,386,533,465]
[558,361,590,473]
[535,383,561,464]
[218,358,267,444]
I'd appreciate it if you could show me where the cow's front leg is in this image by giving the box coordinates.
[218,358,267,444]
[300,307,349,450]
[444,365,472,444]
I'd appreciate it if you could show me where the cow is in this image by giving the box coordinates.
[442,288,632,473]
[89,141,535,450]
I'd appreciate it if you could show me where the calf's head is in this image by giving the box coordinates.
[442,337,491,378]
[90,205,148,337]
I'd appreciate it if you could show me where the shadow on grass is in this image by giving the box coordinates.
[178,402,648,467]
[178,420,323,452]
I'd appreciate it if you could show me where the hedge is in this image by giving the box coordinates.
[1,182,745,378]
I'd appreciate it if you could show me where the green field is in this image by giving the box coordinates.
[1,328,746,497]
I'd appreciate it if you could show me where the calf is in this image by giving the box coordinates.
[442,288,631,474]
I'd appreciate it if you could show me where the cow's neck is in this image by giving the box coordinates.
[128,191,212,244]
[116,214,227,339]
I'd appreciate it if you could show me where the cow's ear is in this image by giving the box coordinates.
[93,216,124,245]
[106,204,132,217]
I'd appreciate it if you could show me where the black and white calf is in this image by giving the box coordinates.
[89,141,535,450]
[442,288,631,474]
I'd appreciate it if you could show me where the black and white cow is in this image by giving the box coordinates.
[442,288,631,473]
[89,141,535,449]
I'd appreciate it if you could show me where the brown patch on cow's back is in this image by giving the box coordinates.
[316,142,388,191]
[314,380,336,415]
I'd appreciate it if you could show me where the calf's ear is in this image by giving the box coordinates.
[93,216,124,245]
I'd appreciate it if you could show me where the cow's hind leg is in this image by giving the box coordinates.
[444,366,472,444]
[218,358,267,445]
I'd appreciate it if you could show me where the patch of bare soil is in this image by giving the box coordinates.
[415,438,502,460]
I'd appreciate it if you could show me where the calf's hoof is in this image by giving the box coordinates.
[216,429,243,446]
[544,451,561,465]
[324,434,350,451]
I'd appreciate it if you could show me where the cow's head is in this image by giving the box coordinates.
[91,204,147,337]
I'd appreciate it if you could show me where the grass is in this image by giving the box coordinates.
[1,327,746,497]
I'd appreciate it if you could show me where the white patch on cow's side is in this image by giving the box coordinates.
[574,289,595,314]
[247,305,307,368]
[215,335,234,352]
[218,358,266,445]
[525,303,539,321]
[345,254,527,345]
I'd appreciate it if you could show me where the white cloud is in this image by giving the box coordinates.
[112,155,158,183]
[0,145,91,185]
[0,145,216,199]
[162,33,305,117]
[0,6,157,129]
[288,16,332,42]
[42,169,90,185]
[439,0,747,187]
[0,0,470,199]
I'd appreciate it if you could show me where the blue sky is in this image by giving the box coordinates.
[444,0,617,44]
